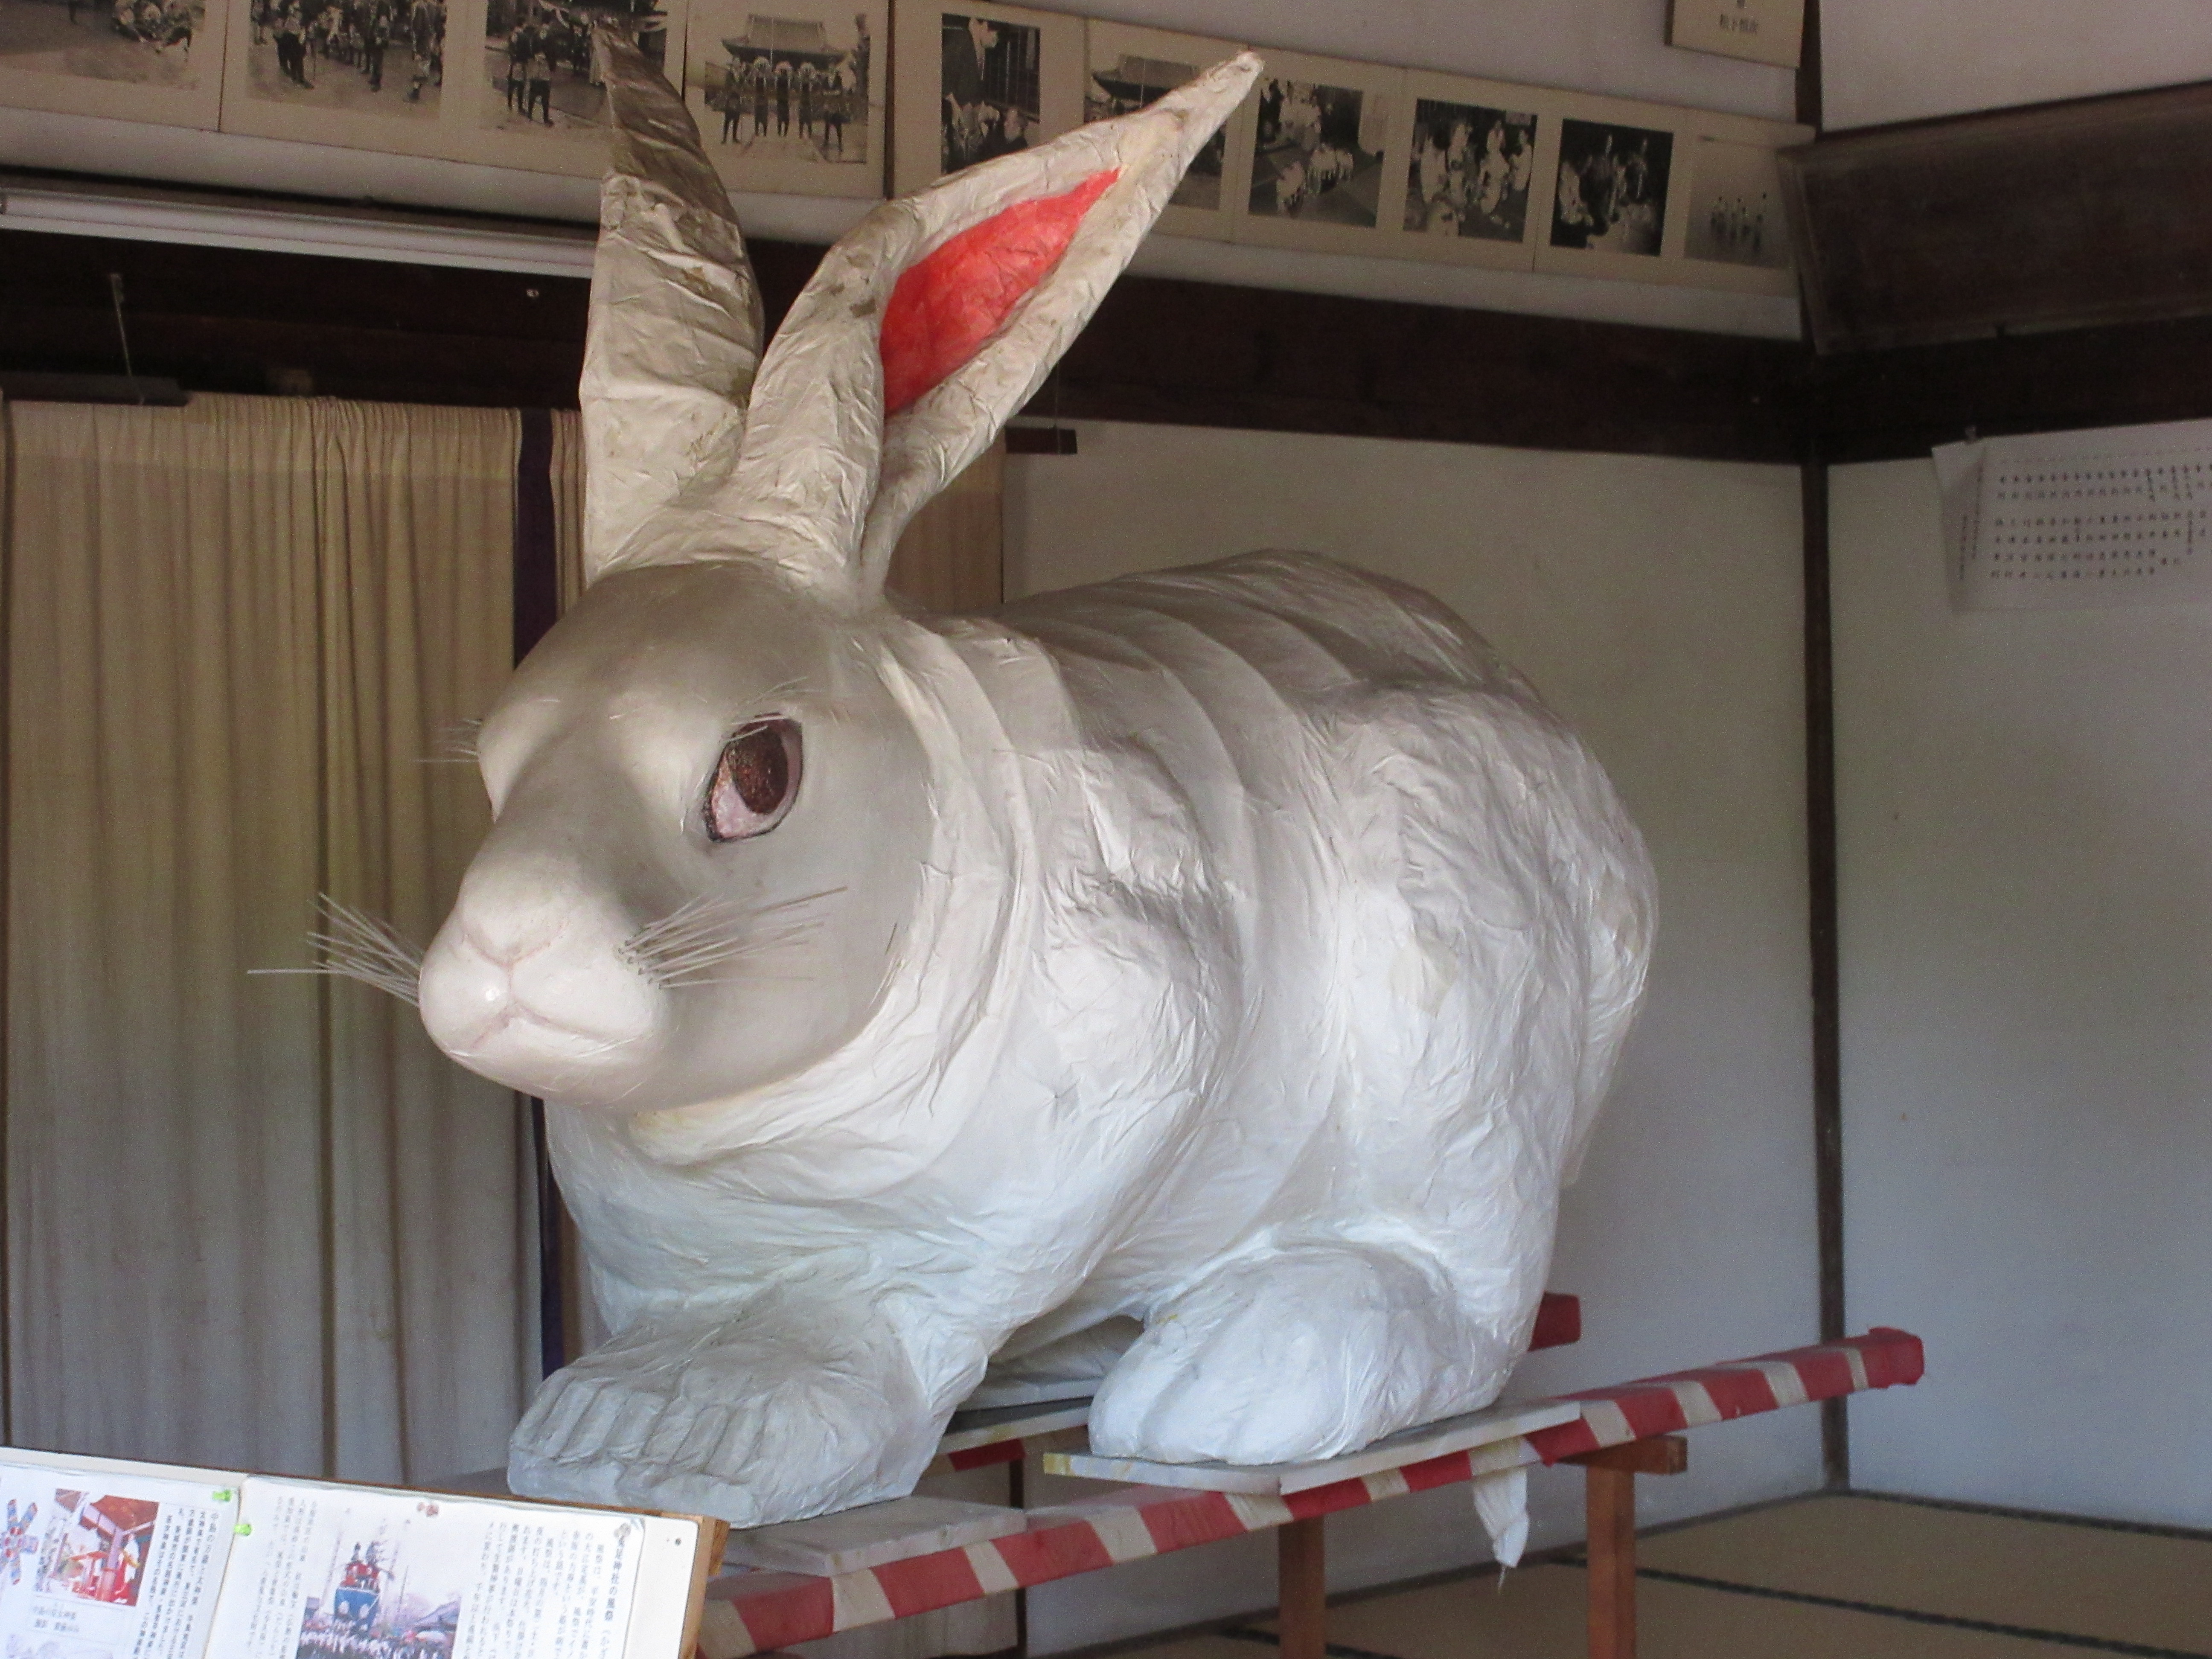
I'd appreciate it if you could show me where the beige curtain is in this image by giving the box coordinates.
[3,393,535,1484]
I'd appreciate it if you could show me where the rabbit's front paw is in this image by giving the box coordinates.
[508,1313,934,1526]
[1088,1242,1483,1467]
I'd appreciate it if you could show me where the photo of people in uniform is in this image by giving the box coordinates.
[939,9,1036,172]
[689,4,869,166]
[479,0,660,133]
[1247,77,1385,227]
[0,0,204,90]
[1551,116,1672,255]
[1403,97,1536,242]
[244,0,443,116]
[1085,38,1222,210]
[1684,136,1789,270]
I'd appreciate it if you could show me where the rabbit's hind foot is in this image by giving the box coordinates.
[1086,1239,1503,1468]
[506,1308,937,1528]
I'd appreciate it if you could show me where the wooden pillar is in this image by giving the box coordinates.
[1566,1436,1688,1659]
[1276,1516,1327,1659]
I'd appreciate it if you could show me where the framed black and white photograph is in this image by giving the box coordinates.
[1549,115,1673,255]
[407,0,686,175]
[1685,137,1783,266]
[1403,98,1535,239]
[1231,51,1401,257]
[236,0,448,122]
[891,0,1079,196]
[681,0,882,197]
[1375,67,1560,271]
[0,0,226,126]
[1678,130,1799,294]
[1083,19,1247,240]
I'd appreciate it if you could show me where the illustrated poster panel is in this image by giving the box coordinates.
[0,0,227,128]
[217,0,457,154]
[890,0,1080,195]
[206,1478,651,1659]
[1082,19,1246,239]
[682,0,882,197]
[1233,54,1403,256]
[0,1457,239,1659]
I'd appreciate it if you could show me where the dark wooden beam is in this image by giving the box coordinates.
[1051,276,1805,461]
[0,227,594,405]
[1,227,1805,462]
[1783,79,2212,355]
[1809,310,2212,463]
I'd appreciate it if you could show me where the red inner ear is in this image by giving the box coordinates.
[879,169,1120,417]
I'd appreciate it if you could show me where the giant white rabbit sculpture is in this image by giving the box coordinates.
[416,29,1656,1533]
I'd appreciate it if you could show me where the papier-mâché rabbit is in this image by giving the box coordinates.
[414,30,1656,1533]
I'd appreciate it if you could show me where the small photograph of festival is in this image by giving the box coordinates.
[1403,98,1537,243]
[1248,77,1386,227]
[1550,115,1674,255]
[1084,32,1223,211]
[244,0,445,116]
[938,9,1038,172]
[0,0,202,91]
[480,0,665,134]
[687,3,872,165]
[1683,134,1790,271]
[34,1491,159,1607]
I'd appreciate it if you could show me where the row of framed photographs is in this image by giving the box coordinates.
[0,0,1805,293]
[894,6,1810,295]
[0,0,890,191]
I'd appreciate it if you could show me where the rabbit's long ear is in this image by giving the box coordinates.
[713,54,1260,603]
[580,23,765,585]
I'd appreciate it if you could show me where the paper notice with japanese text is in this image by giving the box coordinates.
[0,1449,240,1659]
[204,1477,649,1659]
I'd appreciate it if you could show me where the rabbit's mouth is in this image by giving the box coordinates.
[418,918,666,1101]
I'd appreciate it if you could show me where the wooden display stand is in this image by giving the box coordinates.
[694,1311,1927,1659]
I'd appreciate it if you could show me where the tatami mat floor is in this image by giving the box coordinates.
[1119,1493,2212,1659]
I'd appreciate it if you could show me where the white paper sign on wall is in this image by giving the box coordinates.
[1667,0,1805,70]
[1934,419,2212,611]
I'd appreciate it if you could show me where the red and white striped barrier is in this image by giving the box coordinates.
[694,1327,1923,1659]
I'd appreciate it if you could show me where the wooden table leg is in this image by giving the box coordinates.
[1566,1436,1688,1659]
[1277,1516,1327,1659]
[1583,1464,1636,1659]
[1010,1457,1029,1659]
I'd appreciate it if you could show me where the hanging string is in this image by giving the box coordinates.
[106,274,145,406]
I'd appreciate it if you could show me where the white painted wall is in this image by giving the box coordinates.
[1003,421,1819,1650]
[1831,461,2212,1528]
[1822,0,2212,130]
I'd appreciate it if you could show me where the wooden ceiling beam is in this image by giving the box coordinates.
[0,227,1805,463]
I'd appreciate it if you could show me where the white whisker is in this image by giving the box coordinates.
[621,888,846,990]
[250,896,424,1006]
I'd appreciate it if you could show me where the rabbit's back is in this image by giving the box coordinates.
[980,552,1652,1277]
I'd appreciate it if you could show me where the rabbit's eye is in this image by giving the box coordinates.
[705,719,802,843]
